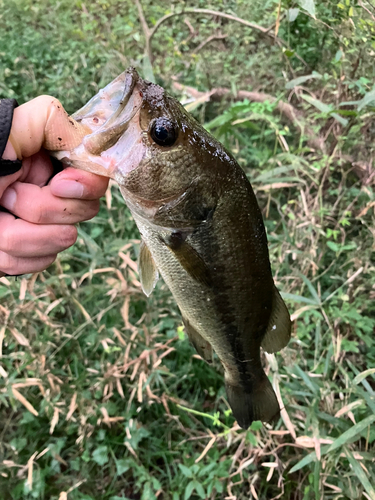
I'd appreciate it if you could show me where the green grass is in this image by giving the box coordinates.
[1,0,375,499]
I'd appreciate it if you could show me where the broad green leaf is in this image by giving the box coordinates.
[357,89,375,111]
[344,449,375,500]
[284,49,295,58]
[298,0,316,18]
[285,73,322,89]
[116,458,131,476]
[195,481,206,499]
[301,94,332,113]
[335,50,343,62]
[142,482,156,500]
[327,241,339,252]
[331,112,348,126]
[92,445,108,466]
[287,8,300,22]
[185,480,196,500]
[250,421,262,431]
[179,464,194,478]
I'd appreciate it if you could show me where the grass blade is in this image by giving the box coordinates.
[281,293,319,306]
[290,415,375,474]
[299,274,321,305]
[353,369,375,386]
[344,448,375,500]
[325,415,375,453]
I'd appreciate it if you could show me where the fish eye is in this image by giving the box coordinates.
[150,118,178,147]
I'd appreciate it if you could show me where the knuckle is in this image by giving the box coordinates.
[59,225,77,249]
[33,201,46,224]
[0,226,14,253]
[87,200,100,218]
[77,201,100,222]
[44,254,57,269]
[37,95,63,110]
[0,252,17,275]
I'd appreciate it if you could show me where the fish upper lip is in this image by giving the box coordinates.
[122,68,139,106]
[103,67,140,128]
[78,68,144,157]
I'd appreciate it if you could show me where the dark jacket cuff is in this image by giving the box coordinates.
[0,98,22,177]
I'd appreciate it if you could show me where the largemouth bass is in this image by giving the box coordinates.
[53,68,291,429]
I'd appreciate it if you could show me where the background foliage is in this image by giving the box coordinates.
[1,0,375,499]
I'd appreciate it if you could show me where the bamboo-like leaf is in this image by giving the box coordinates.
[325,415,375,453]
[286,73,322,89]
[292,365,320,394]
[290,415,375,474]
[281,292,320,306]
[330,112,348,126]
[301,94,332,113]
[353,369,375,386]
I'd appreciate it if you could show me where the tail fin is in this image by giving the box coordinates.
[225,372,279,429]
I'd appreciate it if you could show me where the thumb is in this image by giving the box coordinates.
[8,96,91,159]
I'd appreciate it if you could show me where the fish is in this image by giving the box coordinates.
[52,68,291,429]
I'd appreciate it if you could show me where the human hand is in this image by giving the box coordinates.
[0,96,109,277]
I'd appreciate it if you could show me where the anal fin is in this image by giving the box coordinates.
[261,285,291,354]
[182,316,213,363]
[138,240,159,297]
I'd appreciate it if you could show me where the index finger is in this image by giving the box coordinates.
[7,96,91,159]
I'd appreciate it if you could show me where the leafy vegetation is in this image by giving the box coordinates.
[1,0,375,499]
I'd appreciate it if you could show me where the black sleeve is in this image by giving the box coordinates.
[0,98,22,177]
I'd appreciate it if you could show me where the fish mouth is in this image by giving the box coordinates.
[74,67,139,125]
[54,68,146,181]
[73,67,141,150]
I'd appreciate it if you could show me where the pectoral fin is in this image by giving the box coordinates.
[261,285,291,354]
[138,240,159,296]
[161,233,212,287]
[182,316,213,363]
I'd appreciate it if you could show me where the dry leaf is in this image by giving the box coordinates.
[12,387,38,416]
[50,407,59,434]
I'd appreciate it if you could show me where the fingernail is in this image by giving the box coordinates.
[0,188,17,211]
[52,180,84,198]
